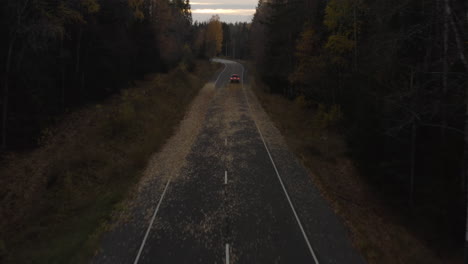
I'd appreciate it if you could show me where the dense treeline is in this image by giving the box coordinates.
[251,0,467,255]
[193,20,249,60]
[0,0,195,150]
[193,15,224,59]
[221,22,250,60]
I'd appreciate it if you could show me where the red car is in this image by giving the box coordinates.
[230,74,240,83]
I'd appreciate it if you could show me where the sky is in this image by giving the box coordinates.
[191,0,257,23]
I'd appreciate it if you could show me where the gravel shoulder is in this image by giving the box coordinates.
[92,80,219,263]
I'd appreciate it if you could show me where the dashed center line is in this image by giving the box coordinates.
[133,60,231,264]
[225,170,228,184]
[225,138,227,146]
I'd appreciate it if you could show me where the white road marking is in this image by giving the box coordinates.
[225,138,227,146]
[214,62,228,88]
[225,170,228,184]
[239,63,320,264]
[133,61,231,264]
[226,244,230,264]
[133,178,171,264]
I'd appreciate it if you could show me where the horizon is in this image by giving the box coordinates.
[191,0,257,23]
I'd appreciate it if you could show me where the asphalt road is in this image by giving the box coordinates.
[92,59,364,264]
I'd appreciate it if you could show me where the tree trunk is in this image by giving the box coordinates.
[2,0,30,150]
[75,27,83,100]
[446,0,468,261]
[61,67,65,109]
[410,122,416,207]
[75,28,82,77]
[2,37,16,150]
[353,1,358,71]
[464,81,468,264]
[233,40,235,59]
[409,69,416,208]
[440,0,449,178]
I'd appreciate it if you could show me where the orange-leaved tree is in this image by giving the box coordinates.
[205,15,223,57]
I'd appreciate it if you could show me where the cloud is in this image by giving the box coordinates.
[190,0,257,22]
[191,0,256,4]
[191,4,256,9]
[192,13,254,23]
[191,2,218,5]
[191,9,255,15]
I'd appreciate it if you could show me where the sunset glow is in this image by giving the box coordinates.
[191,9,255,15]
[191,0,256,22]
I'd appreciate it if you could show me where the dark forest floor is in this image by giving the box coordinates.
[0,61,220,264]
[250,73,462,264]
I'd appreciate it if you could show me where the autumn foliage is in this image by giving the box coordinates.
[194,15,223,58]
[251,0,467,259]
[0,0,194,150]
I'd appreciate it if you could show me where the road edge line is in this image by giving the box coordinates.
[133,60,229,264]
[214,60,228,88]
[133,178,171,264]
[239,63,320,264]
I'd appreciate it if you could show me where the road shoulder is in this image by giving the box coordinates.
[246,68,443,264]
[241,77,364,263]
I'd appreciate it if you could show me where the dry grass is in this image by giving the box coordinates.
[0,61,220,264]
[250,76,455,264]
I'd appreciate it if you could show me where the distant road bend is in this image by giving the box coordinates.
[93,59,364,264]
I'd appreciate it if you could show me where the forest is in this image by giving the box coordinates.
[1,0,467,262]
[250,0,467,258]
[0,0,226,262]
[0,0,229,151]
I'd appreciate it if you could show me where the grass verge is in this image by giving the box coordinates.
[0,61,220,263]
[249,71,456,264]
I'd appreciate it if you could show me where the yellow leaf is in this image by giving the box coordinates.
[82,0,100,14]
